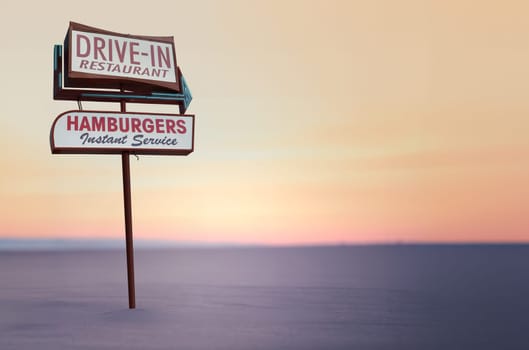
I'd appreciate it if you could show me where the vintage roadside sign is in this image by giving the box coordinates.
[64,22,180,92]
[51,111,194,155]
[51,22,196,309]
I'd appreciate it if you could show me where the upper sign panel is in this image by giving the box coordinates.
[64,22,180,92]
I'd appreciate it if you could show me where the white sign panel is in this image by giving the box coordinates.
[51,110,194,155]
[71,30,177,84]
[65,22,180,92]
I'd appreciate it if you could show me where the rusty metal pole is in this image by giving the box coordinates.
[120,97,136,309]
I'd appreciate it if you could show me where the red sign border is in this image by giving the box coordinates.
[64,22,181,93]
[50,110,195,156]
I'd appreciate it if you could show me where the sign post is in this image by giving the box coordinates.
[122,149,135,309]
[120,99,135,309]
[51,22,194,309]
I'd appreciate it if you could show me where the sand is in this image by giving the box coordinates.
[1,246,528,349]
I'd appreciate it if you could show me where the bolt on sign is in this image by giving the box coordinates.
[51,22,195,309]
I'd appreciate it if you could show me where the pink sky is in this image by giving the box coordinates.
[1,0,528,244]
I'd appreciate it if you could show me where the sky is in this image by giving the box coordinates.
[0,0,528,245]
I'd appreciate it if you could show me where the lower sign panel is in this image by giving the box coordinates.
[51,110,194,155]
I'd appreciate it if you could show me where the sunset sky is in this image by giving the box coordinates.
[1,0,528,245]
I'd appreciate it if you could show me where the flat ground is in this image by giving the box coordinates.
[1,246,528,349]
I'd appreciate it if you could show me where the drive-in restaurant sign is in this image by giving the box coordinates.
[51,22,195,309]
[64,22,180,92]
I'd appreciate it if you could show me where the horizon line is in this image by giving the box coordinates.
[0,237,528,251]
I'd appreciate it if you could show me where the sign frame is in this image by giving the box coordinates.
[54,45,192,113]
